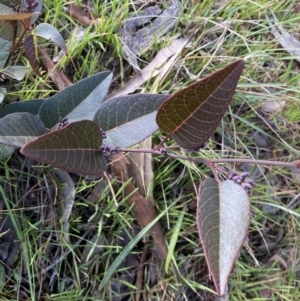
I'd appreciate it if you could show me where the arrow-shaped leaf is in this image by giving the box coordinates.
[0,112,45,147]
[21,120,106,176]
[156,59,245,148]
[39,71,112,128]
[197,179,250,296]
[94,94,169,148]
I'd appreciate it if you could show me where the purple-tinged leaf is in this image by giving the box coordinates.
[156,59,245,148]
[24,35,41,76]
[21,120,106,176]
[197,179,250,296]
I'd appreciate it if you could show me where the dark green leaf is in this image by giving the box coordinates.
[39,72,112,128]
[0,99,45,118]
[21,120,106,176]
[0,112,45,147]
[94,94,168,147]
[156,59,245,148]
[197,179,250,296]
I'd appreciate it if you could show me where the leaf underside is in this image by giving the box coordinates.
[0,112,45,147]
[156,59,245,148]
[21,120,106,176]
[94,94,169,148]
[33,23,67,53]
[197,179,250,296]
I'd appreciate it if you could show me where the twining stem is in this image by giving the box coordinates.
[118,148,298,169]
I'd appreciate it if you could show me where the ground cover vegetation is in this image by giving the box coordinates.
[0,0,299,300]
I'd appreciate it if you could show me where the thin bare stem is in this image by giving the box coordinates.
[153,134,171,150]
[118,148,298,169]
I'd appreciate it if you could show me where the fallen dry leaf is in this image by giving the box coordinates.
[106,37,189,100]
[65,4,100,26]
[38,46,72,90]
[119,0,181,71]
[268,11,300,63]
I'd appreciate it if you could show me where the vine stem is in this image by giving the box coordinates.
[118,148,299,169]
